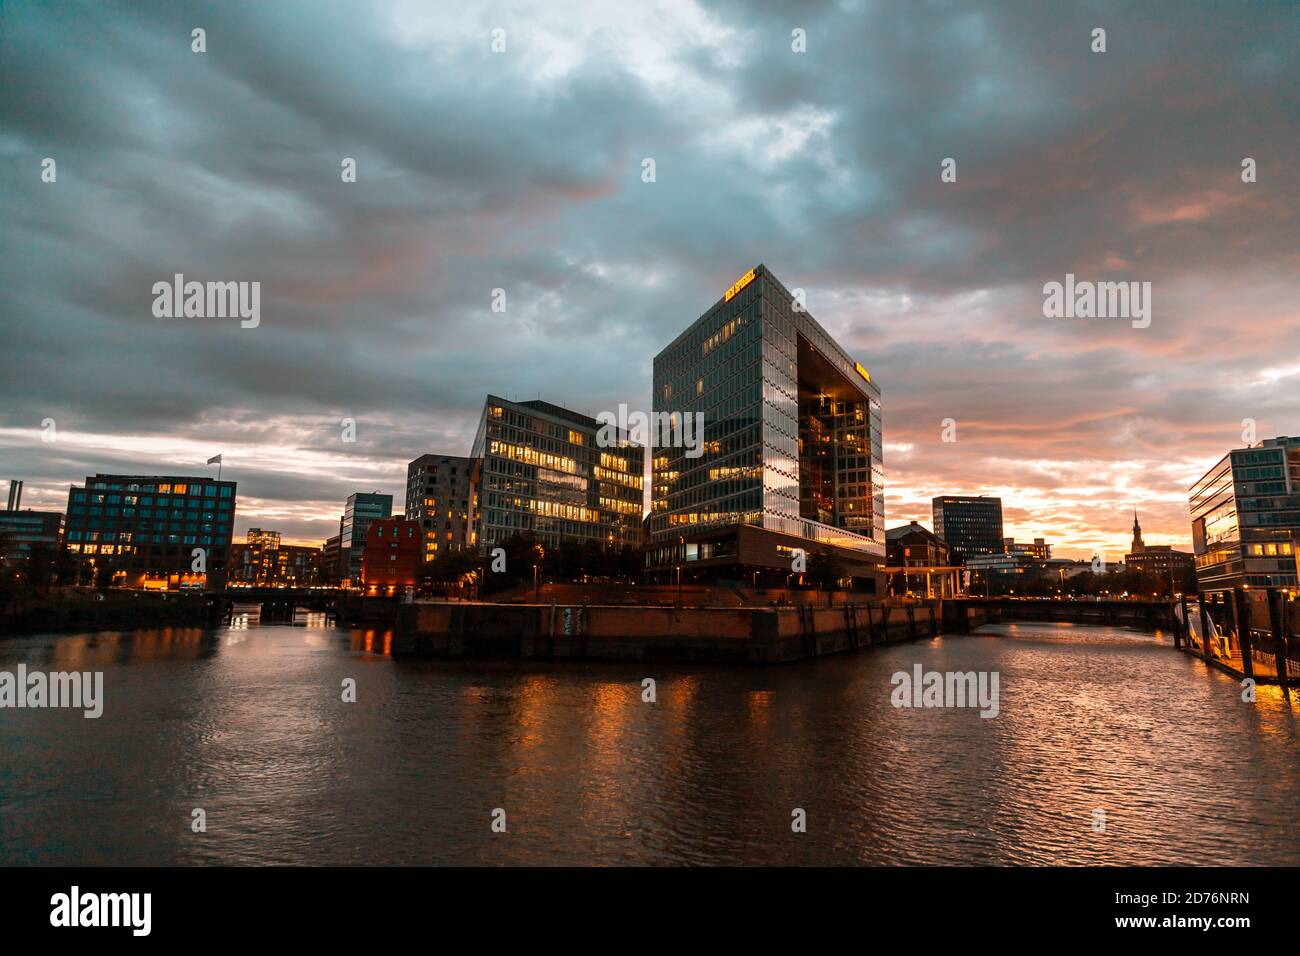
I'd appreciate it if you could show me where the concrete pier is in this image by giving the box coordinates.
[390,600,952,663]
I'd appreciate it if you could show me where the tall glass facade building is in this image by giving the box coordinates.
[339,492,393,586]
[932,495,1005,566]
[64,474,236,589]
[1188,435,1300,591]
[471,396,643,550]
[648,264,885,585]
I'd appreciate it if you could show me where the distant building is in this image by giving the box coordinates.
[361,516,422,594]
[0,481,64,565]
[1004,537,1050,560]
[471,395,643,551]
[966,551,1038,575]
[1188,436,1300,591]
[885,521,952,596]
[1124,512,1195,591]
[230,528,322,586]
[932,495,1004,565]
[322,533,342,585]
[405,454,479,562]
[1045,558,1100,580]
[339,492,393,586]
[63,474,236,590]
[233,527,281,585]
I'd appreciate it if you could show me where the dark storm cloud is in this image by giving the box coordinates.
[0,0,1296,551]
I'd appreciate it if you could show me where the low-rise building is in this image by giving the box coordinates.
[361,517,422,594]
[0,507,65,566]
[885,521,953,596]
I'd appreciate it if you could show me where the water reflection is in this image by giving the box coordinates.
[0,621,1297,865]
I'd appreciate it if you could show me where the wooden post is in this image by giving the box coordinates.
[1285,593,1295,685]
[1267,588,1290,695]
[1233,586,1254,680]
[1176,593,1189,650]
[1197,593,1214,663]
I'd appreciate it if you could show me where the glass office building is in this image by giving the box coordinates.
[1188,435,1300,591]
[339,492,393,586]
[471,396,643,550]
[648,264,885,586]
[63,474,237,589]
[932,495,1005,566]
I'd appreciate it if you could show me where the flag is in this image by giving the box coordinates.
[207,454,222,465]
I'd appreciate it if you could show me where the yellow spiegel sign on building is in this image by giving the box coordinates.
[724,268,757,302]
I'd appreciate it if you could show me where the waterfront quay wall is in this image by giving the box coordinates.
[391,600,961,663]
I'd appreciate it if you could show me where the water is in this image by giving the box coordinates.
[2,621,1298,865]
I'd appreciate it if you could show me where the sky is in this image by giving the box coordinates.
[0,0,1296,559]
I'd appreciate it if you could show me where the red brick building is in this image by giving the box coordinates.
[361,517,422,594]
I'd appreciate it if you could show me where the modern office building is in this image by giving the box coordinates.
[647,264,885,588]
[405,454,479,561]
[63,474,236,589]
[339,492,393,586]
[0,482,64,566]
[470,395,643,551]
[1188,436,1300,591]
[932,495,1004,565]
[361,516,423,594]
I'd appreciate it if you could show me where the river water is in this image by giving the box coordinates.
[1,620,1297,865]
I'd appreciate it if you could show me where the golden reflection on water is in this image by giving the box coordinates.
[4,620,1300,865]
[45,627,212,667]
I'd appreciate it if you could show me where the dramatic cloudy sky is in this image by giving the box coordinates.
[1,0,1296,558]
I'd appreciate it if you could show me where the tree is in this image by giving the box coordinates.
[808,548,847,605]
[24,543,55,598]
[94,557,117,590]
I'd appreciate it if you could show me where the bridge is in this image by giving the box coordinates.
[220,587,340,621]
[946,596,1178,632]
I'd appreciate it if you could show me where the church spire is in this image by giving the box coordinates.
[1131,510,1144,553]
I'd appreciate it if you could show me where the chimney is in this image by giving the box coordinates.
[6,480,22,511]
